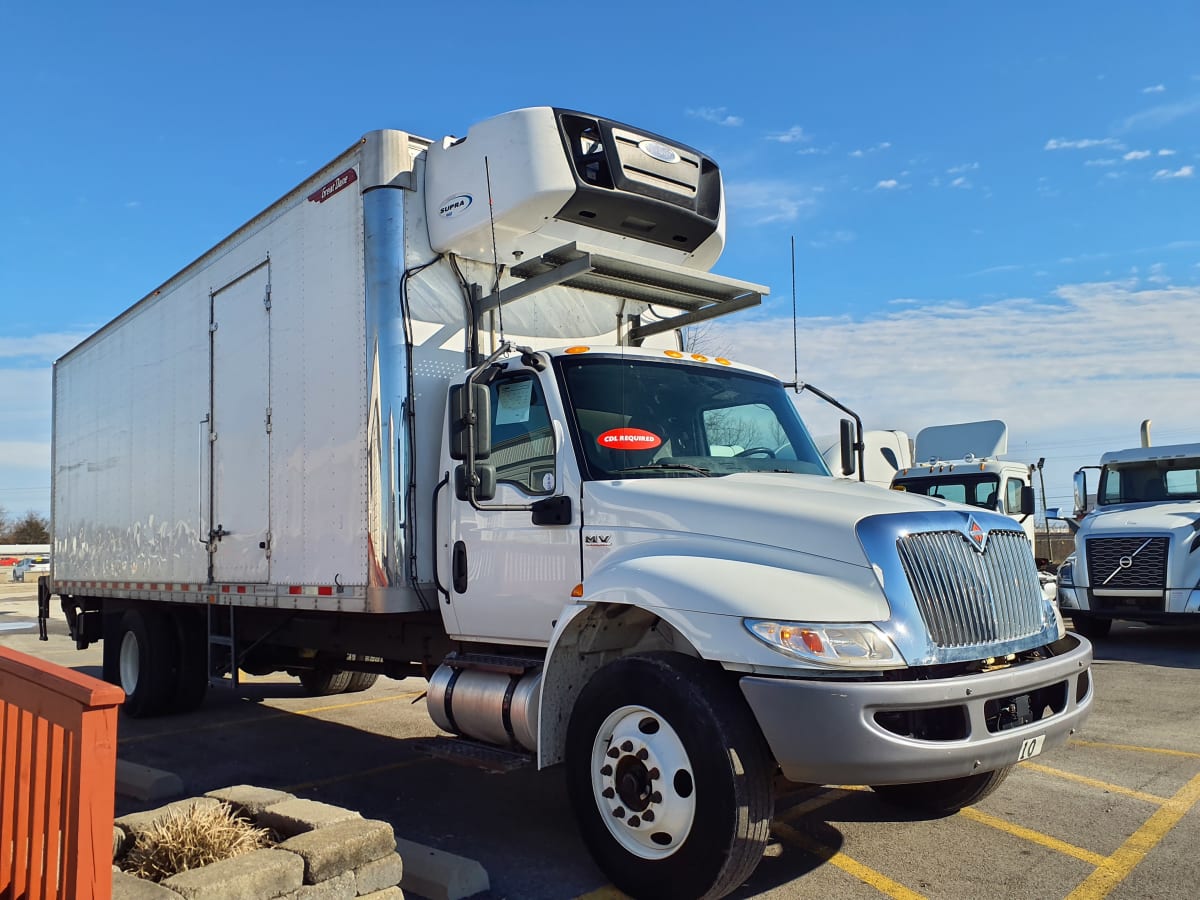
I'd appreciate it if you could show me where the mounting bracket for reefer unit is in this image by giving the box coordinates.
[473,242,766,344]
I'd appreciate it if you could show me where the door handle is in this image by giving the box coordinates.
[452,541,468,594]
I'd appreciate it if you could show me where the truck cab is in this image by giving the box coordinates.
[1056,442,1200,638]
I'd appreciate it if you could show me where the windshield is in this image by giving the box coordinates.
[556,356,829,479]
[893,474,1001,509]
[1098,460,1200,504]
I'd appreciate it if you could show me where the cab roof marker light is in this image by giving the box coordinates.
[745,619,902,669]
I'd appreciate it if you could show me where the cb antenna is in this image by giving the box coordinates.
[790,235,799,388]
[484,155,505,345]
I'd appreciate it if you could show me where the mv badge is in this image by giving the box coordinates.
[965,515,989,553]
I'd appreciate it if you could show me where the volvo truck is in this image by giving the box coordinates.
[45,107,1092,900]
[1055,432,1200,639]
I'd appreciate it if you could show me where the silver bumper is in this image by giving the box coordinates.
[739,634,1092,785]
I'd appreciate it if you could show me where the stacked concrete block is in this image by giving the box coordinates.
[111,786,446,900]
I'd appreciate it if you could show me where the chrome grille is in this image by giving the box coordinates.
[1085,537,1168,591]
[896,530,1045,648]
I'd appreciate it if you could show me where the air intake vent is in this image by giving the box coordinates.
[1085,537,1169,592]
[896,529,1045,648]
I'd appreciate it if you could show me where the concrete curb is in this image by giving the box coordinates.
[116,760,185,803]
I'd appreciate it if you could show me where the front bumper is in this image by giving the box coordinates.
[739,633,1092,785]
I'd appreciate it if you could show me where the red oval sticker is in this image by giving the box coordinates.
[597,428,662,451]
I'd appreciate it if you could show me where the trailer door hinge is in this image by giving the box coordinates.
[263,284,272,311]
[259,531,273,557]
[265,408,272,433]
[210,321,219,333]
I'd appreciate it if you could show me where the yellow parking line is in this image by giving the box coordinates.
[959,807,1107,867]
[773,820,928,900]
[1065,772,1200,900]
[1020,761,1168,805]
[118,690,423,745]
[1070,738,1200,761]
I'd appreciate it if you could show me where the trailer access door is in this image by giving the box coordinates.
[209,263,272,583]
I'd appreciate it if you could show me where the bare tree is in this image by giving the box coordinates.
[680,320,732,358]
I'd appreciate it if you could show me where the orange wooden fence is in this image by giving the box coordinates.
[0,645,124,900]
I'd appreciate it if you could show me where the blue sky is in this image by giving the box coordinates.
[2,1,1198,518]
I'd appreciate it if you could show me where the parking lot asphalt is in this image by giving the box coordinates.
[3,584,1200,900]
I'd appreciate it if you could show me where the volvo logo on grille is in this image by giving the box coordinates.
[1118,555,1134,569]
[965,515,988,552]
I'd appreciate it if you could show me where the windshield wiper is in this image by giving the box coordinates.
[609,463,712,477]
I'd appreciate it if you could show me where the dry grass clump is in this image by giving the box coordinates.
[122,801,273,882]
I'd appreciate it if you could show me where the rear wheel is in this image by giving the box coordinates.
[117,607,180,718]
[566,653,773,900]
[169,608,209,713]
[298,666,353,696]
[344,655,381,693]
[871,767,1012,814]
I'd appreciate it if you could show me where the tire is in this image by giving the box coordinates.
[298,667,353,696]
[169,608,209,713]
[1071,615,1112,639]
[565,653,774,900]
[871,766,1012,815]
[344,656,380,693]
[117,607,180,718]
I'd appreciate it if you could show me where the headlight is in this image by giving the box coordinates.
[745,619,902,669]
[1057,557,1075,587]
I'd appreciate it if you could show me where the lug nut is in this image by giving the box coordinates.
[614,807,625,818]
[642,810,655,822]
[602,787,615,799]
[600,765,612,777]
[636,748,649,760]
[648,767,660,780]
[607,747,620,759]
[628,816,641,827]
[620,740,634,752]
[650,791,662,803]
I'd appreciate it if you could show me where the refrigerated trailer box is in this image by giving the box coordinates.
[48,107,1092,900]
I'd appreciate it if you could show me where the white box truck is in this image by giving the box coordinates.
[45,107,1092,900]
[1054,431,1200,639]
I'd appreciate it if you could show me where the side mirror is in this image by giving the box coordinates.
[455,463,496,502]
[1072,470,1089,517]
[448,383,492,461]
[839,418,855,477]
[1019,485,1036,516]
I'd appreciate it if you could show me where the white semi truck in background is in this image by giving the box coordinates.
[44,107,1092,900]
[1054,425,1200,640]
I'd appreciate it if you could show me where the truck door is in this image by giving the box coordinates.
[209,263,272,583]
[445,369,581,644]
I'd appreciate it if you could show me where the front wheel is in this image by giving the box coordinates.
[1070,614,1112,639]
[871,766,1012,815]
[566,653,773,900]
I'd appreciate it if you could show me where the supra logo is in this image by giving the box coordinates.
[965,515,988,552]
[585,534,612,548]
[438,194,473,217]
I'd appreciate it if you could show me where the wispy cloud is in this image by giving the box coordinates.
[766,125,809,144]
[1123,150,1152,160]
[710,282,1200,490]
[1085,158,1119,167]
[808,230,856,249]
[1153,164,1194,180]
[849,142,892,158]
[949,176,971,189]
[875,178,904,191]
[687,106,744,127]
[947,162,979,174]
[1142,84,1166,94]
[1119,96,1200,132]
[0,332,90,362]
[1158,148,1177,156]
[1044,137,1124,151]
[725,179,818,225]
